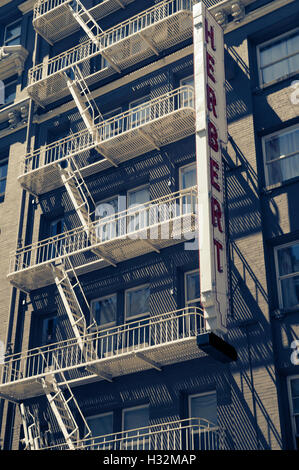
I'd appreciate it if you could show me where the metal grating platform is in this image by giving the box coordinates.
[33,0,136,44]
[19,86,195,195]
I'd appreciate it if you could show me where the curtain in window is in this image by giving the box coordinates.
[265,128,299,185]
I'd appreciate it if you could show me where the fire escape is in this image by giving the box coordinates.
[0,0,233,450]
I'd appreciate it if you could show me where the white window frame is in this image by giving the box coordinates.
[85,411,114,439]
[188,390,217,423]
[4,19,22,47]
[179,162,197,190]
[124,283,150,321]
[129,95,151,129]
[184,269,200,308]
[262,124,299,187]
[3,76,18,105]
[91,293,117,329]
[287,375,299,449]
[180,75,194,87]
[257,27,299,87]
[274,241,299,310]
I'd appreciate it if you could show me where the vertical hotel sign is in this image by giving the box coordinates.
[193,3,228,333]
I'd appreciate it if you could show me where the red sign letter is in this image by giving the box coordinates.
[211,197,223,233]
[210,158,221,192]
[214,239,223,273]
[205,18,216,51]
[208,121,219,153]
[206,51,216,83]
[207,85,218,119]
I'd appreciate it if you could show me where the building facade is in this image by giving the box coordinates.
[0,0,298,451]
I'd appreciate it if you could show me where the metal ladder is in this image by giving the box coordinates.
[41,355,92,450]
[64,64,103,137]
[67,0,121,72]
[20,403,41,450]
[59,155,95,232]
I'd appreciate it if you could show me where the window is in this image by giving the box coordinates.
[263,125,299,186]
[47,218,65,260]
[1,76,17,107]
[125,284,150,321]
[91,294,117,328]
[0,158,8,199]
[86,412,114,445]
[127,185,150,232]
[185,270,201,309]
[129,96,151,129]
[4,19,22,46]
[102,107,122,140]
[96,195,120,242]
[188,391,218,450]
[288,377,299,450]
[50,218,65,237]
[41,316,57,345]
[179,163,196,190]
[258,29,299,85]
[180,75,194,108]
[275,242,299,309]
[122,405,149,450]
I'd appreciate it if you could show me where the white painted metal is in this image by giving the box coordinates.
[20,86,195,196]
[33,0,135,44]
[20,403,41,450]
[8,187,197,291]
[41,418,222,450]
[64,65,103,136]
[0,307,206,400]
[41,356,91,450]
[28,0,194,105]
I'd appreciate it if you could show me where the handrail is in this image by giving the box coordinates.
[23,85,194,174]
[40,417,221,450]
[29,0,194,86]
[9,186,197,274]
[0,307,206,386]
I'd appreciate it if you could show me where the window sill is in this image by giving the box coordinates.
[252,70,299,95]
[0,46,28,81]
[261,175,299,195]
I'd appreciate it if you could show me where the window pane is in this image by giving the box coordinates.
[42,317,56,345]
[259,31,299,84]
[125,286,150,319]
[190,392,217,424]
[0,162,8,178]
[50,219,64,236]
[92,295,117,326]
[87,413,113,438]
[128,187,150,207]
[5,21,21,45]
[293,398,299,414]
[5,82,17,104]
[291,379,299,397]
[280,276,299,308]
[278,244,299,276]
[0,179,7,195]
[186,271,200,302]
[123,406,149,431]
[180,164,196,189]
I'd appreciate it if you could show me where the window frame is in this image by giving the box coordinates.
[184,269,201,308]
[262,124,299,187]
[0,158,8,198]
[257,27,299,87]
[287,375,299,450]
[188,390,217,424]
[124,283,150,322]
[3,18,22,47]
[122,403,150,432]
[274,240,299,310]
[179,162,197,190]
[85,411,114,440]
[41,314,57,346]
[90,293,117,329]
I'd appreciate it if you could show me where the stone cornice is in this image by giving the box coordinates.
[0,46,29,80]
[18,0,35,14]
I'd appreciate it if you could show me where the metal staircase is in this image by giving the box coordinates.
[68,0,103,48]
[20,403,41,450]
[41,358,91,450]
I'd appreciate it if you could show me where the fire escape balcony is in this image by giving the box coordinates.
[8,187,198,292]
[19,86,195,196]
[44,418,222,450]
[0,307,206,401]
[27,0,194,106]
[33,0,136,44]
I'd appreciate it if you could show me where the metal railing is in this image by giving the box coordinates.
[9,186,197,275]
[41,418,222,450]
[23,85,194,175]
[28,0,194,88]
[0,307,205,387]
